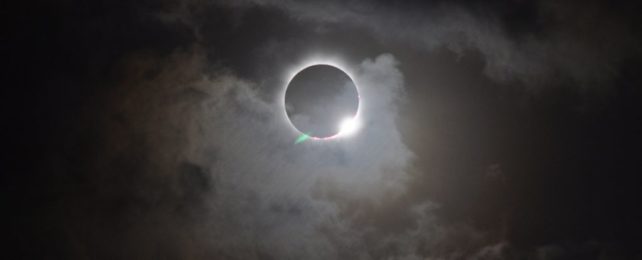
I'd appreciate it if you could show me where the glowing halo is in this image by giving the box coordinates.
[280,56,362,142]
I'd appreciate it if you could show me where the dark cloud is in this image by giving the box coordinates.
[217,0,640,89]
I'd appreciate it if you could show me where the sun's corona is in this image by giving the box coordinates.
[283,61,360,142]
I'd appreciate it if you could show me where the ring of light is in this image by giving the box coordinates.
[282,59,361,141]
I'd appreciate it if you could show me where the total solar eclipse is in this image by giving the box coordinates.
[285,64,360,140]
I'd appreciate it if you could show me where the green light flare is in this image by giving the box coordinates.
[295,133,311,144]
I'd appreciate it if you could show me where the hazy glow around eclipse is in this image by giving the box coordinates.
[282,56,362,142]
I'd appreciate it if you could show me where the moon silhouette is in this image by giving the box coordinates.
[285,64,359,139]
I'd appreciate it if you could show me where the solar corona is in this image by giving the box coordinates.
[283,63,360,143]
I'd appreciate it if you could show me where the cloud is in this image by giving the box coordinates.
[217,0,640,89]
[47,1,641,258]
[62,43,519,258]
[61,47,452,258]
[186,52,413,258]
[10,1,642,259]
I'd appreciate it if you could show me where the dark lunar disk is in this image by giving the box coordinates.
[285,65,359,138]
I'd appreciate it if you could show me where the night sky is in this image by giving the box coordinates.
[4,1,642,259]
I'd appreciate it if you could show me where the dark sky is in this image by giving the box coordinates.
[4,0,642,259]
